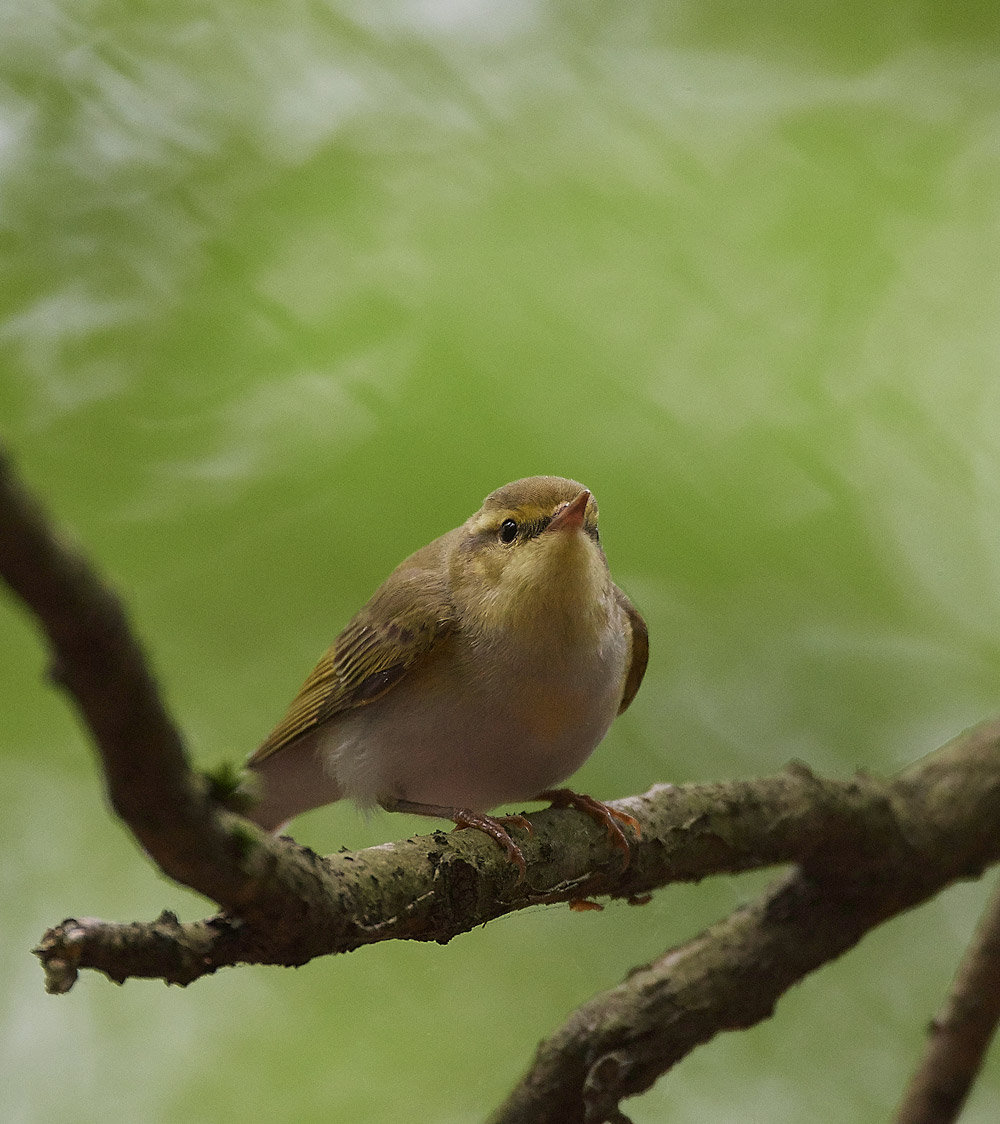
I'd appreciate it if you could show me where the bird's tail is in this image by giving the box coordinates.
[244,731,342,832]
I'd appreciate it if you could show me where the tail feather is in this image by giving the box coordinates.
[245,730,341,832]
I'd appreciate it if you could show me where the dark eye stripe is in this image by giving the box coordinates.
[480,512,599,546]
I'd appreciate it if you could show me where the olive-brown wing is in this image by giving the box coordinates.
[249,564,454,764]
[615,587,648,714]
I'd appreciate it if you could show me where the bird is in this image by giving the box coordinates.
[245,475,647,879]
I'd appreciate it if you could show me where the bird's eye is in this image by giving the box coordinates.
[498,519,518,544]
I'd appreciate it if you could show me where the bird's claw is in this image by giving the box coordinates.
[450,809,530,882]
[535,788,640,871]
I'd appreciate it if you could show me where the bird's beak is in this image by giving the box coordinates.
[546,489,590,533]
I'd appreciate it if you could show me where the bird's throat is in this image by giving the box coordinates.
[467,533,613,653]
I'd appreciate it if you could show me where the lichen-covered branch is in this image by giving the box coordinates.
[24,760,931,992]
[894,877,1000,1124]
[26,709,1000,1010]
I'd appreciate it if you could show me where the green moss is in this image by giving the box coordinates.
[202,761,261,816]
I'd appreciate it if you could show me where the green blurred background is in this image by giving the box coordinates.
[4,2,1000,1121]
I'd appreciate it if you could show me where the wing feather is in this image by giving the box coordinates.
[249,551,454,764]
[615,587,648,714]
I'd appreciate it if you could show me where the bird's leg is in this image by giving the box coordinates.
[380,797,533,882]
[534,788,641,871]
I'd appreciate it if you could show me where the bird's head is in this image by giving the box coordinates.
[448,476,611,642]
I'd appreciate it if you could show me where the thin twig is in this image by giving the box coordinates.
[894,878,1000,1124]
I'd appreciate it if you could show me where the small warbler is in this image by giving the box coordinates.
[246,476,648,877]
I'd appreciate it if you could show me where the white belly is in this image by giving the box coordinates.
[319,632,627,811]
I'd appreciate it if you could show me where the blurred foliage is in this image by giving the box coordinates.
[3,1,1000,1122]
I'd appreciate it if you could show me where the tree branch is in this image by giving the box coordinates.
[27,725,1000,1008]
[20,759,933,991]
[894,877,1000,1124]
